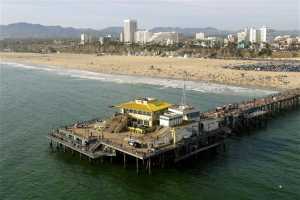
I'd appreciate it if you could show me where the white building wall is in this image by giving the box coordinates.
[160,115,182,127]
[144,31,153,43]
[248,28,257,43]
[195,32,205,40]
[150,32,179,44]
[256,30,262,43]
[135,31,143,43]
[172,122,199,143]
[80,33,87,45]
[240,26,269,44]
[135,30,153,43]
[259,26,267,43]
[201,120,219,132]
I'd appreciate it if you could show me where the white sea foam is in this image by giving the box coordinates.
[1,61,277,96]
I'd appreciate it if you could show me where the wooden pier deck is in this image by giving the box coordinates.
[48,88,300,173]
[48,135,116,159]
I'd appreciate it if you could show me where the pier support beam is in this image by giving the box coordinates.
[148,158,151,175]
[223,143,226,152]
[123,153,126,168]
[136,158,139,175]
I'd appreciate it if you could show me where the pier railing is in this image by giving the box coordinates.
[48,131,116,159]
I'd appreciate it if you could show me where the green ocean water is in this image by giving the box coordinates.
[0,63,299,200]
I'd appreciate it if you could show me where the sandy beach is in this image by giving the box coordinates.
[1,52,300,90]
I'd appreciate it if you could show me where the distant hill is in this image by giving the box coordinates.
[0,22,299,39]
[0,23,122,39]
[268,29,300,38]
[99,26,123,37]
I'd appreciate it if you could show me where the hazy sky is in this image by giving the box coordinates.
[1,0,299,30]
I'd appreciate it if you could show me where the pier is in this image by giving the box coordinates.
[48,88,300,174]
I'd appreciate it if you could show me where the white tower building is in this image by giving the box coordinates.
[259,26,267,43]
[123,19,137,43]
[248,27,257,43]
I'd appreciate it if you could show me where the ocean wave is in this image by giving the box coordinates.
[1,61,276,96]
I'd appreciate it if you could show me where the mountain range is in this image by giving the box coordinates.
[0,22,299,39]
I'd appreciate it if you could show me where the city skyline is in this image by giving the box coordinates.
[1,0,299,30]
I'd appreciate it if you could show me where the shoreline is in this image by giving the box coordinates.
[1,52,299,91]
[1,60,277,96]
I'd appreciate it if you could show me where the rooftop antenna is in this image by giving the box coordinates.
[181,71,188,106]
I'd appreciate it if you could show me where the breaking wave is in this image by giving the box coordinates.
[1,61,277,96]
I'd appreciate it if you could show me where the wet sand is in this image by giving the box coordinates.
[1,52,299,90]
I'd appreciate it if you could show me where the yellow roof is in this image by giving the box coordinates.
[116,100,172,112]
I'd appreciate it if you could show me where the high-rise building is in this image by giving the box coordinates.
[123,19,137,43]
[238,26,270,45]
[195,32,205,40]
[256,31,261,43]
[259,26,267,43]
[248,27,257,43]
[251,26,268,43]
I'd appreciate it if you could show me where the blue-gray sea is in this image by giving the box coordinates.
[0,62,299,200]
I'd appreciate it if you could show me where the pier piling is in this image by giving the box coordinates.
[123,154,126,168]
[136,158,139,175]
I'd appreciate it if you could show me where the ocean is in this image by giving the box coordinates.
[0,63,299,200]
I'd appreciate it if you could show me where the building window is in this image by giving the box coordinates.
[144,120,149,126]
